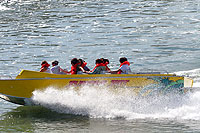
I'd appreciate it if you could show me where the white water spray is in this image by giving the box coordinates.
[32,69,200,120]
[175,68,200,87]
[31,85,200,120]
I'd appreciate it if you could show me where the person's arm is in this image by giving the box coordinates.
[79,66,85,72]
[108,69,122,74]
[83,66,90,71]
[105,66,110,71]
[90,68,98,74]
[84,67,98,74]
[60,68,70,74]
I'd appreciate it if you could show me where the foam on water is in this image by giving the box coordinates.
[31,86,200,120]
[31,69,200,120]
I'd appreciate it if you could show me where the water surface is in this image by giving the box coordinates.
[0,0,200,132]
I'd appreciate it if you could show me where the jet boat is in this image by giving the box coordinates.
[0,70,193,105]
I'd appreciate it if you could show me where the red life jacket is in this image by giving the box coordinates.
[104,62,109,66]
[41,63,50,69]
[92,63,105,72]
[118,61,130,74]
[81,62,87,68]
[71,64,79,75]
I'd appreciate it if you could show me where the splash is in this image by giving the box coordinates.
[32,85,139,118]
[31,84,200,120]
[175,68,200,87]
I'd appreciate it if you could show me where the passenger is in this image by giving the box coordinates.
[64,58,84,75]
[79,59,90,71]
[109,57,131,74]
[101,58,110,71]
[85,59,106,74]
[51,60,65,74]
[40,61,52,73]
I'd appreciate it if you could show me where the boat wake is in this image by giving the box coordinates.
[30,69,200,120]
[31,87,200,121]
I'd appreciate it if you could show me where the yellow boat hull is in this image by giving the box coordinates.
[0,70,193,105]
